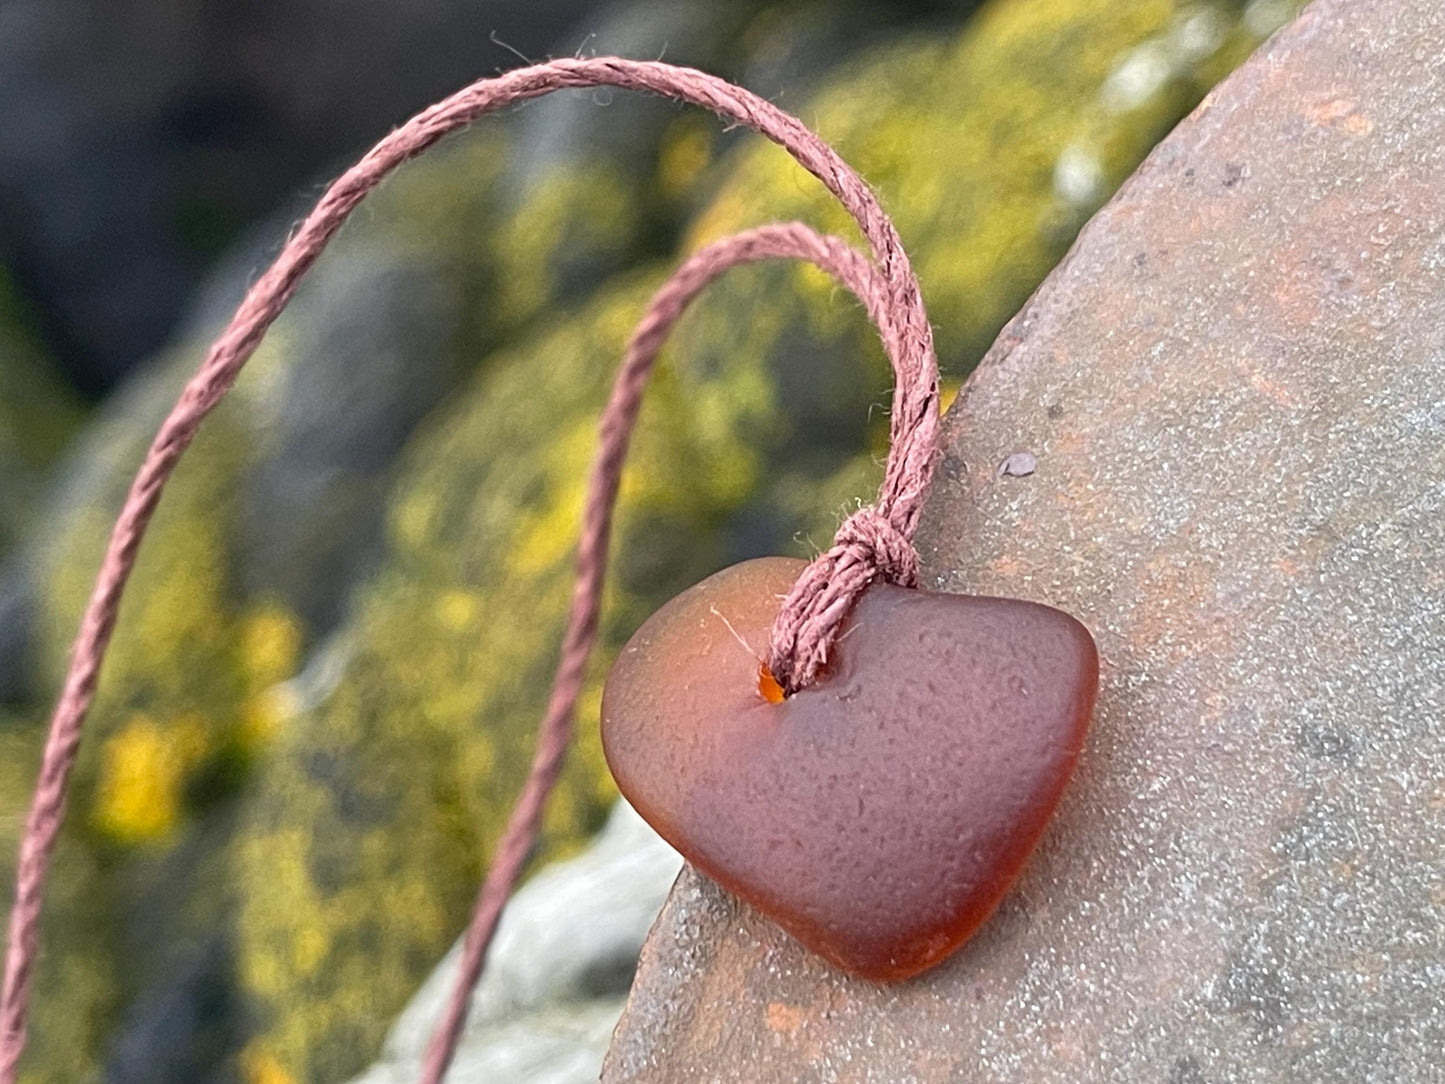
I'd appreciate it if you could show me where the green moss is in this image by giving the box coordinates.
[0,271,82,553]
[492,163,644,326]
[231,266,761,1079]
[16,120,513,1079]
[21,353,300,1078]
[685,0,1305,378]
[0,721,117,1084]
[38,358,295,836]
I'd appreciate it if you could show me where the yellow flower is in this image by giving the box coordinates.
[92,715,208,844]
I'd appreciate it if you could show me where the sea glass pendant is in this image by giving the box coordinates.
[601,557,1098,981]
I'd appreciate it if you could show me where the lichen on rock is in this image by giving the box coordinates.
[684,0,1305,382]
[230,261,793,1080]
[0,269,81,557]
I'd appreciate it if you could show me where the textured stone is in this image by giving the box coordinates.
[605,1,1445,1080]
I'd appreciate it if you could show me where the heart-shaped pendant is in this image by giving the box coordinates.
[602,557,1098,981]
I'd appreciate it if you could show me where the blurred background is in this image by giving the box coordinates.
[0,0,1302,1080]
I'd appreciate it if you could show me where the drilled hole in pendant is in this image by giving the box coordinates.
[758,662,786,704]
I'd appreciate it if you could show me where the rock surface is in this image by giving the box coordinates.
[347,800,680,1084]
[605,1,1445,1080]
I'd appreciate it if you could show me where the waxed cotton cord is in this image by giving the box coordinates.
[422,220,913,1081]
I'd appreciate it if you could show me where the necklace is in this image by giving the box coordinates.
[0,58,1097,1084]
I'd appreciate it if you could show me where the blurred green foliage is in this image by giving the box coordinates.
[234,269,752,1076]
[0,271,82,555]
[0,0,1303,1080]
[686,0,1290,377]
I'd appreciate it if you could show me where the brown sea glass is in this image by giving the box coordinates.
[602,557,1099,981]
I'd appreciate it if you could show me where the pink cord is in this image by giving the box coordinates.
[0,59,939,1084]
[419,221,903,1082]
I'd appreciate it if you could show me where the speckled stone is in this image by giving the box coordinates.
[602,1,1445,1080]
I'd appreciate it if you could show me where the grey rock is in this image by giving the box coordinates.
[350,800,680,1084]
[0,560,31,705]
[358,1002,630,1084]
[234,238,464,630]
[0,0,590,390]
